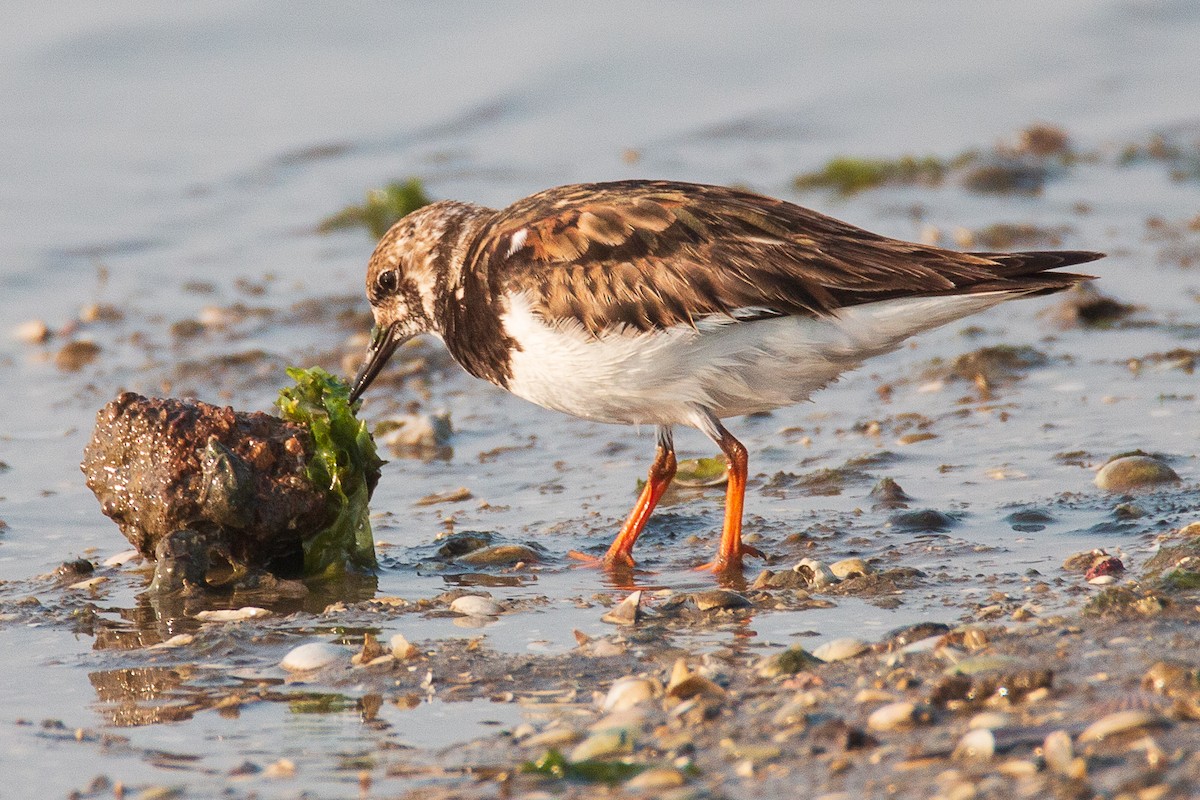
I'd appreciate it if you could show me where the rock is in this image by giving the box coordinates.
[376,411,452,452]
[869,477,912,510]
[281,641,348,672]
[457,544,540,566]
[81,392,351,575]
[625,767,685,790]
[692,589,752,611]
[602,677,660,711]
[889,509,956,532]
[829,558,872,580]
[1042,730,1076,776]
[569,729,633,761]
[390,634,418,660]
[812,638,869,662]
[55,339,101,371]
[953,728,995,761]
[449,595,502,617]
[13,319,50,344]
[759,646,823,678]
[867,701,929,731]
[1095,455,1179,492]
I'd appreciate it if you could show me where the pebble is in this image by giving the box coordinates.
[449,595,502,617]
[280,642,348,673]
[625,767,685,790]
[1078,709,1169,743]
[1042,729,1077,776]
[829,558,872,580]
[813,638,869,662]
[1095,455,1179,492]
[390,634,418,659]
[457,544,540,566]
[13,319,50,344]
[602,677,659,711]
[867,701,923,731]
[195,607,270,622]
[953,728,995,761]
[377,411,452,450]
[569,728,633,761]
[692,589,752,611]
[55,339,101,371]
[967,711,1011,730]
[601,590,642,625]
[759,646,823,678]
[525,727,582,748]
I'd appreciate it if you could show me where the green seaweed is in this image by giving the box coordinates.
[793,155,946,195]
[277,367,383,576]
[521,749,645,785]
[318,178,432,238]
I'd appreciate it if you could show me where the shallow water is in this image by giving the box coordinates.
[1,2,1199,797]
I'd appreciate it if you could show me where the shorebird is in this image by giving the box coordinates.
[348,180,1101,574]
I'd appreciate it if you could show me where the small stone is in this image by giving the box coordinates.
[1095,455,1179,492]
[869,477,912,509]
[55,340,101,371]
[625,767,685,790]
[263,758,296,779]
[390,634,418,660]
[829,558,873,580]
[953,728,995,761]
[1078,710,1169,743]
[602,677,659,711]
[692,589,752,611]
[867,701,926,732]
[195,607,270,623]
[449,595,502,617]
[968,712,1011,730]
[759,646,823,678]
[812,637,869,662]
[1042,730,1075,776]
[569,729,633,761]
[457,544,540,566]
[281,642,348,673]
[601,590,642,625]
[377,411,452,451]
[13,319,50,344]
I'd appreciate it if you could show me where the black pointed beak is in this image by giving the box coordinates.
[349,323,402,403]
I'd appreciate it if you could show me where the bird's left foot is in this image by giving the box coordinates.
[694,543,766,574]
[567,549,636,570]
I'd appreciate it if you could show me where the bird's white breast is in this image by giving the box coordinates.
[498,290,1015,427]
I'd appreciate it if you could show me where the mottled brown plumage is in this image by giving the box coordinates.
[464,180,1099,337]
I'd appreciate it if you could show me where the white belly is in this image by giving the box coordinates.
[499,291,1014,427]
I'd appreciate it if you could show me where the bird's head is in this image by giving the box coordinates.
[349,200,487,402]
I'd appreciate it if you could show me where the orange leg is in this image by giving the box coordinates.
[695,416,765,574]
[569,427,676,569]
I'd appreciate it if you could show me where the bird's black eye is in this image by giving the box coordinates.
[376,270,399,294]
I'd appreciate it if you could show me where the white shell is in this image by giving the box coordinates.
[390,634,418,659]
[449,595,502,617]
[812,637,869,662]
[1078,710,1166,743]
[793,558,838,588]
[103,549,142,567]
[195,607,270,622]
[281,642,349,673]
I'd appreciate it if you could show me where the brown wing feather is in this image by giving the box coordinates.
[470,180,1101,336]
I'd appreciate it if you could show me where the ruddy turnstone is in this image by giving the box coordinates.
[348,180,1101,574]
